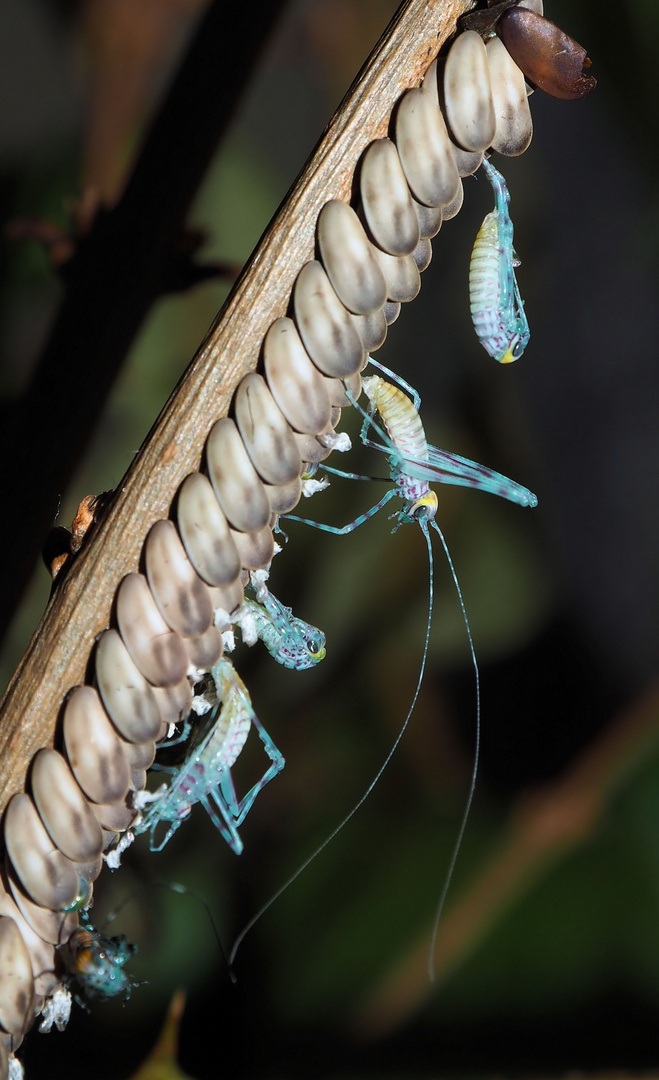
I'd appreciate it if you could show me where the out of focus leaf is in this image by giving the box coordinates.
[127,990,195,1080]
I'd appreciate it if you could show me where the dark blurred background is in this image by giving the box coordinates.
[1,1,659,1076]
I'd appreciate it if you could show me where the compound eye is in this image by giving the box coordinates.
[512,338,525,359]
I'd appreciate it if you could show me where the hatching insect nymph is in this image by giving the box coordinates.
[469,157,530,364]
[60,922,137,1001]
[134,657,285,855]
[235,578,326,669]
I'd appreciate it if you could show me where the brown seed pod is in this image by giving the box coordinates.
[460,0,519,37]
[497,8,596,100]
[70,491,112,553]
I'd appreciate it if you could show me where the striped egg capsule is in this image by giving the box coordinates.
[497,8,595,99]
[317,200,387,315]
[443,30,496,152]
[6,923,58,1007]
[263,319,332,434]
[116,573,188,689]
[31,749,103,864]
[0,875,61,998]
[177,472,242,587]
[421,61,483,176]
[4,795,88,912]
[374,248,421,304]
[451,143,483,177]
[0,917,34,1036]
[206,418,271,533]
[130,769,148,792]
[123,739,157,772]
[349,308,387,353]
[75,856,102,884]
[360,139,419,256]
[145,520,213,639]
[0,868,62,980]
[0,1033,21,1058]
[231,525,275,571]
[384,301,401,325]
[412,238,432,273]
[184,624,224,671]
[412,198,442,239]
[265,477,302,516]
[209,578,244,619]
[234,373,302,485]
[442,180,464,221]
[4,863,77,949]
[153,679,193,728]
[486,36,533,156]
[325,371,362,409]
[293,261,365,378]
[95,629,162,744]
[395,87,460,208]
[63,686,131,805]
[293,431,334,464]
[89,799,136,833]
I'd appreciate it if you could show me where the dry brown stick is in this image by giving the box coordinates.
[354,679,659,1038]
[0,0,474,810]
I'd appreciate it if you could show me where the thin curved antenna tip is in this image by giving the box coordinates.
[426,520,481,983]
[229,524,437,970]
[152,879,235,982]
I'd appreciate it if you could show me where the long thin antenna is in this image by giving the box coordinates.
[164,881,235,982]
[427,520,481,982]
[229,525,436,968]
[103,879,234,981]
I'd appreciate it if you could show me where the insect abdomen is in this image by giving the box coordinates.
[363,375,428,461]
[469,211,506,360]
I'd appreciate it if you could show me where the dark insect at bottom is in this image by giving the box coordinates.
[59,922,139,1003]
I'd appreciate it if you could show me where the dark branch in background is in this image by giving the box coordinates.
[0,0,287,645]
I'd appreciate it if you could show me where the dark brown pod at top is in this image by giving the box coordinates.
[498,9,596,100]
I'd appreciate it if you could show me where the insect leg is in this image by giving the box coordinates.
[221,720,285,830]
[319,463,381,482]
[285,487,398,534]
[149,816,184,853]
[200,789,244,854]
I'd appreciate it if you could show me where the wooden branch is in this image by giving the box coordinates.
[0,0,474,811]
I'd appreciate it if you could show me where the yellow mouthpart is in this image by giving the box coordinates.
[500,346,516,365]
